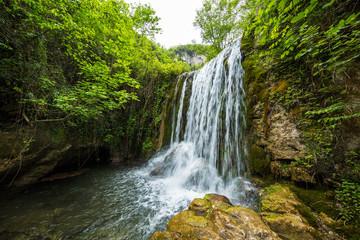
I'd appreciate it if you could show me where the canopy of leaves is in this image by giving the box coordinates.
[0,0,188,123]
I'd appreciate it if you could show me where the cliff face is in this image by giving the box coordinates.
[176,52,206,67]
[0,123,109,187]
[241,36,360,187]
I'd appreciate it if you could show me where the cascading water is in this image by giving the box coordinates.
[0,39,256,240]
[136,39,256,233]
[144,39,252,196]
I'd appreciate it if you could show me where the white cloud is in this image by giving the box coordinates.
[126,0,204,48]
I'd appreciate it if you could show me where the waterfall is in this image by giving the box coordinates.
[135,40,256,234]
[145,39,254,203]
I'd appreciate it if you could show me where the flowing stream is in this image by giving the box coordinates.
[0,40,256,240]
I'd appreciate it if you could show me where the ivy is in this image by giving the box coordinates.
[336,180,360,223]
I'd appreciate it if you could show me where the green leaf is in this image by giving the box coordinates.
[322,0,335,9]
[291,11,305,23]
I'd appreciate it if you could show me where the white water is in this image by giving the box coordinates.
[135,39,256,234]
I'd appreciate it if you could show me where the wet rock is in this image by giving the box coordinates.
[260,185,319,240]
[288,166,316,184]
[203,193,233,210]
[188,198,212,216]
[0,124,104,187]
[251,178,266,188]
[150,165,165,176]
[150,193,280,240]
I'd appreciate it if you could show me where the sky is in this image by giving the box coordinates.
[126,0,204,48]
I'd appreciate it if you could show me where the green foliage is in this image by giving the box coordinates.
[346,151,360,176]
[305,102,360,128]
[0,0,189,157]
[131,3,161,38]
[194,0,242,54]
[245,0,360,76]
[0,0,186,121]
[335,180,360,223]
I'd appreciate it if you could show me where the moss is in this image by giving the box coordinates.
[290,107,302,118]
[249,145,270,177]
[295,201,318,228]
[242,57,266,86]
[260,89,270,103]
[203,194,232,210]
[334,225,360,240]
[189,198,212,216]
[162,81,177,146]
[241,34,255,53]
[286,184,338,219]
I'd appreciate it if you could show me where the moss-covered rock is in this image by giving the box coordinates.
[188,198,212,216]
[150,193,280,240]
[259,185,343,240]
[249,145,271,177]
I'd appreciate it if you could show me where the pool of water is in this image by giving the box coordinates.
[0,161,256,240]
[0,164,213,240]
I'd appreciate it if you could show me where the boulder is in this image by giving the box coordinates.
[150,165,165,176]
[150,193,280,240]
[260,185,319,240]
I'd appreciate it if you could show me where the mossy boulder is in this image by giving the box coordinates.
[188,198,212,216]
[150,193,280,240]
[260,185,326,240]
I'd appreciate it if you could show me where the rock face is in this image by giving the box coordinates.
[0,123,106,187]
[150,194,280,240]
[176,52,206,66]
[267,105,307,161]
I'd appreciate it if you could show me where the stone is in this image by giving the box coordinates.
[150,193,280,240]
[270,161,290,179]
[319,212,335,226]
[0,124,101,187]
[260,185,319,240]
[267,105,307,161]
[203,193,233,210]
[150,165,165,176]
[288,166,316,184]
[251,178,266,188]
[188,198,212,216]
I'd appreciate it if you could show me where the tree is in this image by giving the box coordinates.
[131,3,161,38]
[194,0,242,54]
